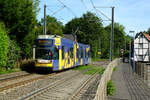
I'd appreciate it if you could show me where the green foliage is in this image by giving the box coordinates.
[64,12,108,58]
[92,58,108,62]
[38,15,64,36]
[47,23,63,36]
[0,0,39,58]
[123,50,129,57]
[105,23,128,57]
[107,80,115,96]
[147,28,150,34]
[0,23,9,67]
[73,65,105,75]
[7,39,21,68]
[0,68,16,75]
[113,67,117,72]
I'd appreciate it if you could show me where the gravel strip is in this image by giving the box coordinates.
[91,61,110,67]
[0,74,43,88]
[78,75,101,100]
[0,71,30,81]
[29,72,90,100]
[0,70,82,100]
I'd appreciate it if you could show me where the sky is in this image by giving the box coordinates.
[37,0,150,36]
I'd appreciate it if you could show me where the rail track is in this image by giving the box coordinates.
[0,73,56,92]
[0,71,31,82]
[18,72,99,100]
[68,72,99,100]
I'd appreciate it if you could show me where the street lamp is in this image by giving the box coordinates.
[129,30,135,72]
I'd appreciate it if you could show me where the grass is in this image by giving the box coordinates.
[92,58,108,62]
[0,59,33,75]
[113,67,117,72]
[0,68,21,75]
[107,80,115,96]
[73,65,105,75]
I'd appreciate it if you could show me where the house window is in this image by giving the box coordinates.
[139,55,143,61]
[139,43,143,48]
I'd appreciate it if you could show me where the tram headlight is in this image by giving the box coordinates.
[37,59,50,63]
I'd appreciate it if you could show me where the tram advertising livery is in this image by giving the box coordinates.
[34,35,91,71]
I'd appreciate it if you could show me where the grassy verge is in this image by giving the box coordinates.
[113,66,117,72]
[73,65,105,75]
[92,58,108,62]
[0,68,21,75]
[107,80,115,96]
[0,59,34,75]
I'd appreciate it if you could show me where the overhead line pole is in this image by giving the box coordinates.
[110,7,114,61]
[44,4,47,35]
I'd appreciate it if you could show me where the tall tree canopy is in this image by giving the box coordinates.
[37,15,64,36]
[64,12,109,58]
[0,23,9,67]
[105,23,127,57]
[0,0,39,57]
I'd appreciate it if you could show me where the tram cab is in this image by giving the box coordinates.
[35,35,59,70]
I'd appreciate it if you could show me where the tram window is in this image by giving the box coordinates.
[81,48,83,58]
[70,48,73,58]
[88,50,91,57]
[62,46,64,59]
[85,49,87,58]
[53,46,59,59]
[77,49,79,58]
[35,48,52,60]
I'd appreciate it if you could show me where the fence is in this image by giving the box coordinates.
[135,62,150,87]
[94,59,120,100]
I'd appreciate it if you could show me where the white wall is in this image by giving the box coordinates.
[134,34,149,62]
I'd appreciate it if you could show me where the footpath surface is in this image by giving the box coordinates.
[108,63,150,100]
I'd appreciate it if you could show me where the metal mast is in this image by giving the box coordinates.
[44,5,47,35]
[110,7,114,61]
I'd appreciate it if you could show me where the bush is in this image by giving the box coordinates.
[107,80,115,96]
[7,39,21,68]
[113,67,117,72]
[0,23,9,68]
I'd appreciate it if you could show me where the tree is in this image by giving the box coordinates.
[38,15,64,36]
[7,39,21,68]
[0,23,9,67]
[105,23,126,57]
[147,28,150,34]
[0,0,39,58]
[64,12,108,58]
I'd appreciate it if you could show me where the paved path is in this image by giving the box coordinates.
[108,63,150,100]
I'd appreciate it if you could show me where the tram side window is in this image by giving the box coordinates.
[62,46,64,59]
[88,50,91,58]
[53,46,59,59]
[85,49,87,58]
[81,48,83,58]
[77,49,79,58]
[70,48,73,58]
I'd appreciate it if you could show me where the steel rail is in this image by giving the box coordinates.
[68,72,99,100]
[0,73,32,82]
[19,72,81,100]
[0,73,56,92]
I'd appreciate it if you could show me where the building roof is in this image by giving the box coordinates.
[144,33,150,41]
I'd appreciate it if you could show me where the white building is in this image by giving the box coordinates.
[134,33,150,62]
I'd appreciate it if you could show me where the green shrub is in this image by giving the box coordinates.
[7,39,21,68]
[74,65,105,75]
[107,80,115,96]
[113,67,117,72]
[0,23,9,67]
